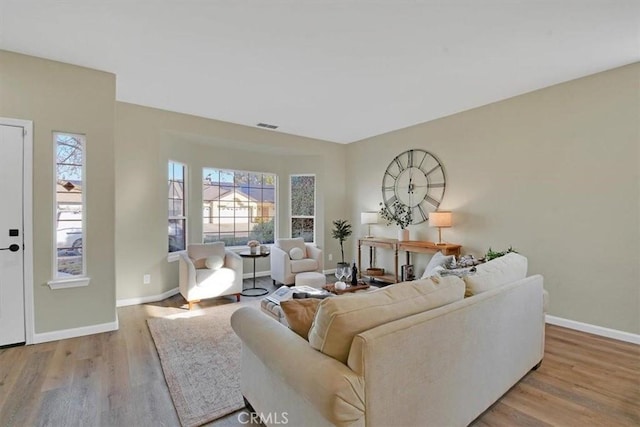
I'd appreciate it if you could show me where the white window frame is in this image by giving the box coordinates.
[289,174,316,243]
[168,161,188,262]
[48,132,90,289]
[202,167,277,248]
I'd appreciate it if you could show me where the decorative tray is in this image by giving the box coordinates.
[365,268,385,276]
[323,283,370,295]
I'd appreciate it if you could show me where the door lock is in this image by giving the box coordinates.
[0,244,20,252]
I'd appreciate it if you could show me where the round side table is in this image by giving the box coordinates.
[239,250,270,296]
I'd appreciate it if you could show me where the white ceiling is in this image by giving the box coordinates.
[1,1,638,143]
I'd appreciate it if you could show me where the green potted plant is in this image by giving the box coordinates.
[485,246,517,261]
[331,219,352,268]
[379,201,413,240]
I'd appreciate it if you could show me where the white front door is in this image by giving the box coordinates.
[0,124,25,346]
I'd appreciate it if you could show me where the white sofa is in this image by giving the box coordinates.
[178,242,243,309]
[231,253,545,426]
[270,237,324,285]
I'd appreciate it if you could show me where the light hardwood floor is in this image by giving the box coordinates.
[1,276,638,426]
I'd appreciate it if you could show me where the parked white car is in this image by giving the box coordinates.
[56,209,82,254]
[57,228,83,253]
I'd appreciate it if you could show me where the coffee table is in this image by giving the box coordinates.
[260,283,378,325]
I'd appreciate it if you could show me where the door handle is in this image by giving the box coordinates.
[0,244,20,252]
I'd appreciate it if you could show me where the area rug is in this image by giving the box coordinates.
[148,301,257,427]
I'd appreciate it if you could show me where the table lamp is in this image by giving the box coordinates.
[361,212,378,238]
[429,211,452,245]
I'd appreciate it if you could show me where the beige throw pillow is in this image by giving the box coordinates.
[280,299,321,339]
[308,276,465,363]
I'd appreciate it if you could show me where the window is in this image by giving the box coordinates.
[168,161,187,253]
[203,168,276,246]
[290,175,315,243]
[54,132,86,280]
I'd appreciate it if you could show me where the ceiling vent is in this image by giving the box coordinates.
[257,122,279,130]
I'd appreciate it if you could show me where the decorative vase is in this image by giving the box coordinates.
[398,228,410,241]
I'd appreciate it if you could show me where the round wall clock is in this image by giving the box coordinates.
[381,149,446,224]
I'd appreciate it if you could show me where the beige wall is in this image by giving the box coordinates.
[0,50,116,333]
[3,48,637,337]
[347,63,640,334]
[115,103,348,301]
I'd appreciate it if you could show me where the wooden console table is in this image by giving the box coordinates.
[358,237,461,284]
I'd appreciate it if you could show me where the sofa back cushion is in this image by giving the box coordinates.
[188,242,225,269]
[308,276,465,363]
[463,252,527,296]
[276,238,307,258]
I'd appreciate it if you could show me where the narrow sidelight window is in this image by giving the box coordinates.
[290,175,315,243]
[54,132,86,278]
[168,161,187,252]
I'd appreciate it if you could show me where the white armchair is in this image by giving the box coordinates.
[270,237,323,286]
[179,242,243,310]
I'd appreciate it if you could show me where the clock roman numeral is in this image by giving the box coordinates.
[425,164,442,176]
[417,151,428,170]
[430,182,445,188]
[414,205,427,221]
[407,150,414,167]
[393,157,405,172]
[423,194,442,208]
[385,170,398,180]
[384,195,398,206]
[383,186,395,193]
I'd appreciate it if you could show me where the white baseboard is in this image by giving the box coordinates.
[32,318,119,344]
[323,268,336,275]
[117,287,180,307]
[546,315,640,345]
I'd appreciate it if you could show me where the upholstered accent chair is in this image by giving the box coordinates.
[270,237,323,286]
[179,242,243,309]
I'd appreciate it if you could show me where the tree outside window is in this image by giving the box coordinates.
[290,175,315,243]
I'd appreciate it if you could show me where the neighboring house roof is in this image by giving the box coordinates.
[241,185,276,204]
[202,183,233,201]
[56,181,82,204]
[202,182,276,204]
[168,180,185,200]
[169,180,276,204]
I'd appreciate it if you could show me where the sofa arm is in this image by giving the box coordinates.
[306,244,324,272]
[231,307,364,425]
[224,249,244,288]
[224,249,242,271]
[178,252,197,297]
[270,245,292,283]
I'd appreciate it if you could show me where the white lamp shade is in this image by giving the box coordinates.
[361,212,378,224]
[429,211,452,228]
